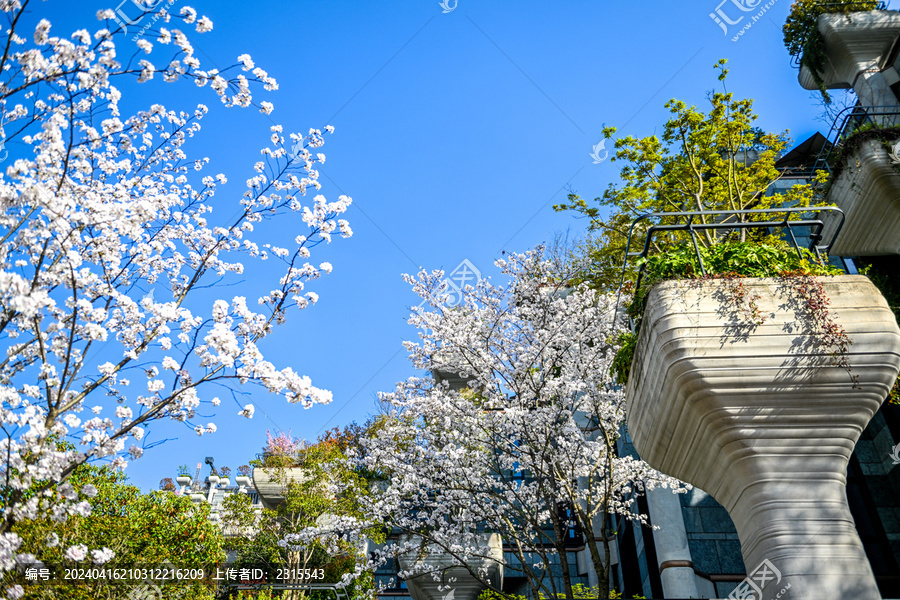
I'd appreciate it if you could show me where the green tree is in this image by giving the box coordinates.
[222,424,381,600]
[555,60,826,290]
[6,464,223,599]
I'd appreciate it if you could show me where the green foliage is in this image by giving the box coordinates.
[477,589,524,600]
[6,464,223,599]
[223,423,383,598]
[233,591,278,600]
[783,0,882,101]
[476,584,646,600]
[610,331,637,385]
[609,241,843,384]
[556,60,827,292]
[630,241,841,321]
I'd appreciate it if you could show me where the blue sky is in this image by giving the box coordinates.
[38,0,878,490]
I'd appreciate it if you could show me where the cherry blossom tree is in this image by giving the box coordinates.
[359,250,686,600]
[0,2,352,593]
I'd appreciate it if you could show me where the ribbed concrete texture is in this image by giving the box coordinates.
[823,138,900,256]
[626,276,900,600]
[251,467,308,509]
[398,533,503,600]
[798,10,900,108]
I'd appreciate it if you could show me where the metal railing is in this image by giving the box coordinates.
[613,207,847,326]
[809,104,900,176]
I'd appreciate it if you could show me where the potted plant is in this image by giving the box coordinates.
[176,465,191,487]
[784,0,900,103]
[235,465,252,489]
[252,431,308,509]
[821,131,900,256]
[218,466,231,487]
[556,68,900,597]
[621,242,900,600]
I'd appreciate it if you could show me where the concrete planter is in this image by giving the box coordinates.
[431,368,473,392]
[397,533,503,600]
[823,138,900,256]
[798,10,900,107]
[625,275,900,600]
[251,467,308,509]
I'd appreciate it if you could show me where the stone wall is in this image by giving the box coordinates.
[680,488,743,598]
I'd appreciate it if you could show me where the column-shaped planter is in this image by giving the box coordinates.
[251,467,308,509]
[397,533,503,600]
[234,475,252,492]
[625,275,900,600]
[798,10,900,107]
[176,475,191,493]
[824,138,900,256]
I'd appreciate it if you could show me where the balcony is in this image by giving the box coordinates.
[813,105,900,256]
[794,6,900,106]
[251,467,309,509]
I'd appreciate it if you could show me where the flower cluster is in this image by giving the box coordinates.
[358,249,686,598]
[0,4,351,588]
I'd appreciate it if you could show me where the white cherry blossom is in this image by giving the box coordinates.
[0,1,352,578]
[360,250,686,599]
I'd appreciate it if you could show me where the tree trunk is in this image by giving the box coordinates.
[578,506,610,599]
[548,506,575,600]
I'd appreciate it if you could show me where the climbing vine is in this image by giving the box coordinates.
[780,270,860,388]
